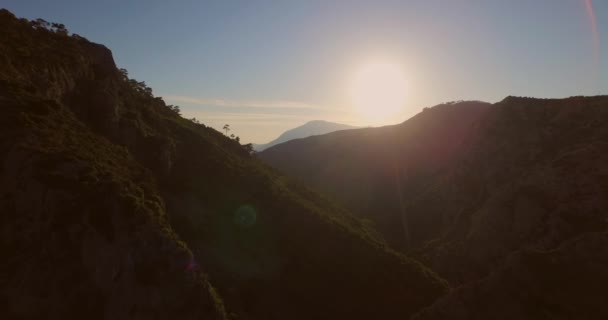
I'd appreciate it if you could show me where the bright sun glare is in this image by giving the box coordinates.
[350,61,407,123]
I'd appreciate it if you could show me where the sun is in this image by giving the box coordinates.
[350,61,407,122]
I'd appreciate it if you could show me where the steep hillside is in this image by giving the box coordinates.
[0,89,228,320]
[0,10,447,320]
[260,96,608,317]
[254,120,358,151]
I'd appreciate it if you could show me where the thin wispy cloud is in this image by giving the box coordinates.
[185,111,305,122]
[163,95,324,110]
[164,94,360,143]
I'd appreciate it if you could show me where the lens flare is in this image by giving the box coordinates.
[584,0,600,64]
[186,258,199,272]
[234,205,257,228]
[581,0,601,92]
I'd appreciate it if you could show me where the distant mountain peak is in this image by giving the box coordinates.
[304,119,333,125]
[254,120,358,151]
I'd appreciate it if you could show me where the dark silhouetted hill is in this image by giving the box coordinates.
[254,120,358,151]
[261,101,493,251]
[260,96,608,318]
[0,10,447,320]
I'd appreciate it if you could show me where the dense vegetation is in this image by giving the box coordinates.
[0,9,448,319]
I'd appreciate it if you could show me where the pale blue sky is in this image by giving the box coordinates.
[3,0,606,143]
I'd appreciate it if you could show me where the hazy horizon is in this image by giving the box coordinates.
[4,0,605,143]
